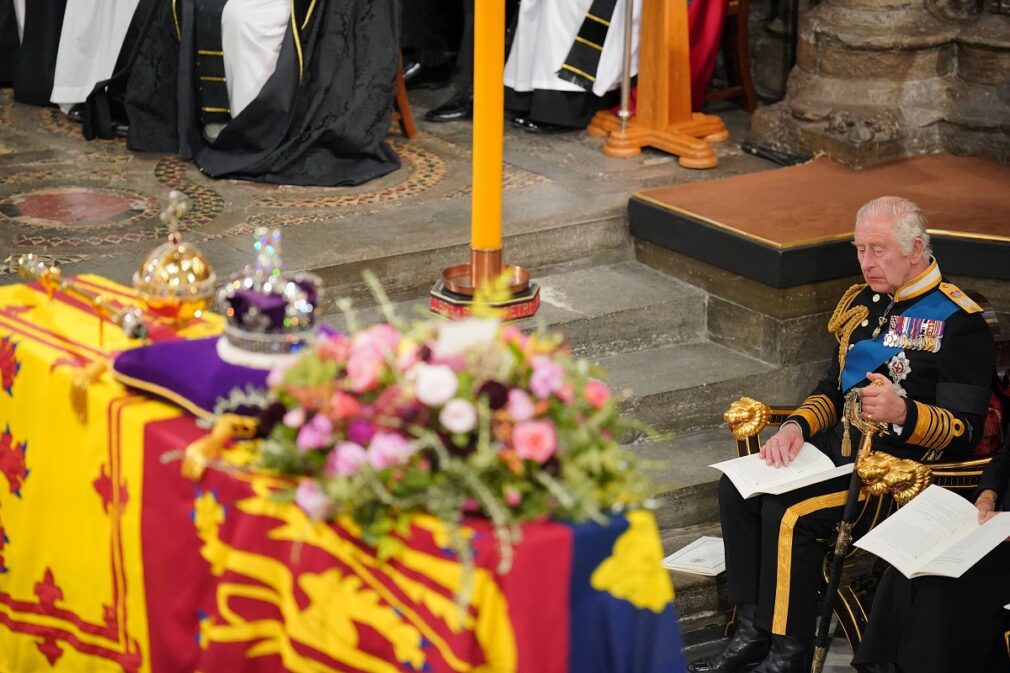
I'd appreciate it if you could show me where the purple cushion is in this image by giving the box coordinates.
[112,337,267,419]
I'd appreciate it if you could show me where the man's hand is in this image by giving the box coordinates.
[977,490,998,524]
[759,422,804,468]
[859,372,907,425]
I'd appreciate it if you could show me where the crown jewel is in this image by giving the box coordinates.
[133,191,216,324]
[216,228,322,358]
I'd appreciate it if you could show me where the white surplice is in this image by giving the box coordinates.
[220,0,290,118]
[503,0,640,97]
[50,0,142,105]
[12,0,25,42]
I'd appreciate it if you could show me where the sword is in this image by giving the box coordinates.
[811,389,887,673]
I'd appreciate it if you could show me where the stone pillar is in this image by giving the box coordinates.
[749,0,1010,166]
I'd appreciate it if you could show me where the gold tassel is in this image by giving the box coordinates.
[70,361,108,424]
[181,414,260,481]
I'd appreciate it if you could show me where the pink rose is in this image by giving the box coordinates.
[346,349,384,393]
[507,389,535,421]
[501,325,529,351]
[328,391,361,420]
[396,341,422,371]
[367,432,418,470]
[529,356,564,399]
[439,398,477,434]
[512,420,557,463]
[326,441,368,476]
[316,333,350,362]
[294,479,334,520]
[352,323,400,358]
[584,379,611,409]
[504,486,522,507]
[296,414,333,452]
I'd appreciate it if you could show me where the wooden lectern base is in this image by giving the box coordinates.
[587,110,729,168]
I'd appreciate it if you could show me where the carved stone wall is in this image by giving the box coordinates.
[748,0,1010,166]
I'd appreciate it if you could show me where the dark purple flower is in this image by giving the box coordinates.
[257,401,288,437]
[477,381,509,410]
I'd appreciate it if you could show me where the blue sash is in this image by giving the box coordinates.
[840,290,958,392]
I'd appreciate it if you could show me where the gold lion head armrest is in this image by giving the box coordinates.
[724,397,772,440]
[856,452,932,506]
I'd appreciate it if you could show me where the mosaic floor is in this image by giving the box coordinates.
[0,88,554,277]
[0,86,768,288]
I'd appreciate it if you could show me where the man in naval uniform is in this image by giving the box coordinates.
[690,195,995,673]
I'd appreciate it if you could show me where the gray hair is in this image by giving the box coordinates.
[856,196,933,259]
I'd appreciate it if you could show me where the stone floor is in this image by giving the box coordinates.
[0,85,776,293]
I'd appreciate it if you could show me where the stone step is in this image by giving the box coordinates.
[309,212,632,313]
[598,341,825,435]
[627,427,737,531]
[320,259,709,358]
[659,521,730,647]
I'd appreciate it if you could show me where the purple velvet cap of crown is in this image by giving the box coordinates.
[112,337,268,417]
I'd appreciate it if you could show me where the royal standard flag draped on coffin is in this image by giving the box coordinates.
[0,275,688,673]
[0,276,220,672]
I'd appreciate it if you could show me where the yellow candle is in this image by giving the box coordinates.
[471,0,505,251]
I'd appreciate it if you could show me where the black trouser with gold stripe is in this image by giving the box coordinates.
[719,473,854,637]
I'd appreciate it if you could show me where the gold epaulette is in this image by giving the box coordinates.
[939,282,983,313]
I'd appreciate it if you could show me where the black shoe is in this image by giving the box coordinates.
[402,59,422,82]
[510,115,574,134]
[750,635,813,673]
[66,104,84,124]
[424,92,473,123]
[405,63,451,90]
[688,606,770,673]
[112,121,129,138]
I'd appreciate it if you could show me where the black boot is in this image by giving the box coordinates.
[688,605,770,673]
[750,635,812,673]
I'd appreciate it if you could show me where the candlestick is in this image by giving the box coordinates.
[471,0,505,258]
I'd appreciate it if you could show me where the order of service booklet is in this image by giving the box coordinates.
[854,484,1010,579]
[709,442,853,499]
[662,536,726,576]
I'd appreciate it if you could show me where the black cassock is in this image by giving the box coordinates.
[124,0,400,186]
[9,0,66,104]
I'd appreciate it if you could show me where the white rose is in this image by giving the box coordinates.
[439,398,478,434]
[434,318,500,358]
[414,363,459,407]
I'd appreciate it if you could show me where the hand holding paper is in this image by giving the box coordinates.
[711,443,853,499]
[854,484,1010,578]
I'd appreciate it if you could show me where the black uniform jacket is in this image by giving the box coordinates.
[787,260,995,465]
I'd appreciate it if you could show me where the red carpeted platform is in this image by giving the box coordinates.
[630,154,1010,287]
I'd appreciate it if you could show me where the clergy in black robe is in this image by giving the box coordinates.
[125,0,400,186]
[0,1,18,84]
[11,0,66,104]
[853,443,1010,673]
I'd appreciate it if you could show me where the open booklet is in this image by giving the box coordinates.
[854,484,1010,579]
[709,442,853,499]
[662,536,725,576]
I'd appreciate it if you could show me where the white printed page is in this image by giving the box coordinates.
[662,536,725,576]
[854,485,988,578]
[917,512,1010,578]
[710,443,849,499]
